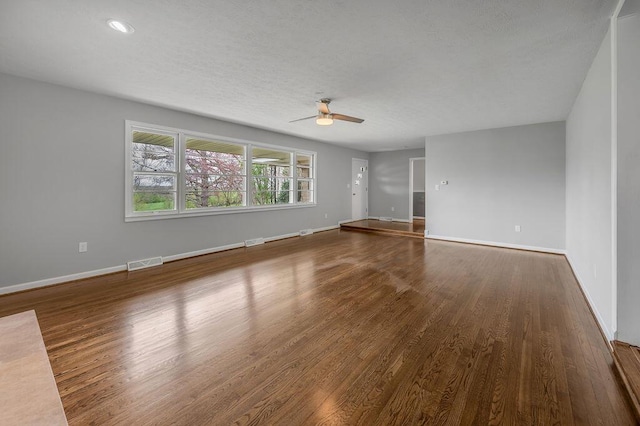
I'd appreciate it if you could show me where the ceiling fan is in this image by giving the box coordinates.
[290,99,364,126]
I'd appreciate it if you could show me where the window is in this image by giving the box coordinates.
[251,147,292,205]
[184,137,246,209]
[125,121,315,220]
[131,129,178,213]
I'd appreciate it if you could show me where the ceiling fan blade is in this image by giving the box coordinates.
[332,113,364,123]
[317,100,331,114]
[289,115,316,123]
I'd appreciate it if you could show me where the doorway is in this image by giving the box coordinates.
[351,158,368,220]
[409,157,425,222]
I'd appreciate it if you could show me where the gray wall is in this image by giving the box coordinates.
[0,73,368,289]
[565,28,614,339]
[617,12,640,346]
[425,122,566,250]
[369,148,425,220]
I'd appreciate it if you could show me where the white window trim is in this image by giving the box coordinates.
[125,120,316,222]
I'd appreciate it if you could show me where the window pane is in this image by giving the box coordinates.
[296,154,311,167]
[296,154,312,178]
[185,137,246,209]
[252,147,291,164]
[252,174,291,205]
[133,192,176,212]
[132,131,175,172]
[252,148,291,179]
[253,191,292,205]
[297,166,311,178]
[297,190,313,203]
[186,191,245,208]
[252,163,290,178]
[185,174,245,192]
[133,174,176,191]
[297,180,313,191]
[186,138,244,156]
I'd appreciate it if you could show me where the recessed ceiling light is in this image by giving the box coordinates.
[107,19,135,34]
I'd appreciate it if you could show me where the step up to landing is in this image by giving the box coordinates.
[613,340,640,421]
[340,219,424,239]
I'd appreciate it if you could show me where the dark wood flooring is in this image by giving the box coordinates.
[0,230,636,425]
[614,340,640,420]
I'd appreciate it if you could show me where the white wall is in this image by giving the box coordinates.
[565,28,615,339]
[0,73,368,290]
[425,122,566,251]
[369,148,425,220]
[617,11,640,345]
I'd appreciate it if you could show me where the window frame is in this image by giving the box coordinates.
[125,121,316,221]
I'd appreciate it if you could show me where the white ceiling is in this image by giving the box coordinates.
[0,0,616,151]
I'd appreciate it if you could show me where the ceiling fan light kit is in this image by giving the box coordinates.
[291,98,364,126]
[316,113,334,126]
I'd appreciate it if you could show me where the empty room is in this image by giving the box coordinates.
[1,0,639,424]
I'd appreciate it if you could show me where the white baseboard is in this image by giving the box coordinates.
[425,234,566,255]
[313,225,340,232]
[393,218,411,223]
[367,216,411,223]
[163,242,246,262]
[264,232,300,243]
[338,219,356,225]
[0,224,344,296]
[0,265,127,296]
[565,254,614,342]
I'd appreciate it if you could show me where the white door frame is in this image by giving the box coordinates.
[409,157,426,223]
[351,158,369,221]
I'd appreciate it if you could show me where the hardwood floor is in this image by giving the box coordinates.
[614,340,640,420]
[0,230,635,425]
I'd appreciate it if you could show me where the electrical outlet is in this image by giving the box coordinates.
[79,242,88,253]
[515,225,521,232]
[435,184,440,191]
[391,206,395,212]
[324,213,328,219]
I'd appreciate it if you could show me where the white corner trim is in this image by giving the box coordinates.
[610,5,620,338]
[425,235,566,255]
[0,265,127,296]
[565,254,614,342]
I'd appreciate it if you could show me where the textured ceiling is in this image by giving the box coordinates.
[0,0,616,151]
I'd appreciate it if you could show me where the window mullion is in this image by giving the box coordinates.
[246,144,252,207]
[178,132,185,213]
[292,152,297,205]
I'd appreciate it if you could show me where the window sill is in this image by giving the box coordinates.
[124,203,316,222]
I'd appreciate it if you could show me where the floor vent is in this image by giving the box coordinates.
[245,238,265,247]
[299,229,314,236]
[127,256,163,271]
[379,217,393,222]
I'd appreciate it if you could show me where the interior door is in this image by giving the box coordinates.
[351,158,368,220]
